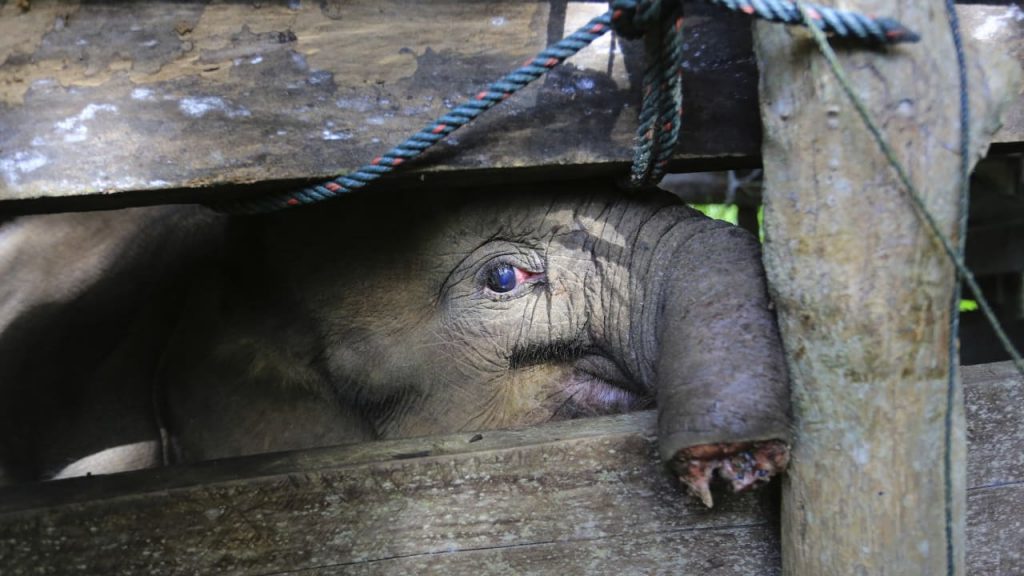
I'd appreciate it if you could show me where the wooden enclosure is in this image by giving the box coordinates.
[0,362,1020,575]
[1,1,1023,575]
[0,1,1019,211]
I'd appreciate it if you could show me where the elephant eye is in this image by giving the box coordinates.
[486,263,518,293]
[477,256,544,298]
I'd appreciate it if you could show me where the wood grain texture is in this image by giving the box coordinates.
[0,413,783,575]
[0,0,762,210]
[0,362,1021,575]
[754,2,1022,574]
[0,2,1018,211]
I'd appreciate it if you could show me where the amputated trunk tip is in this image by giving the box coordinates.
[671,439,790,507]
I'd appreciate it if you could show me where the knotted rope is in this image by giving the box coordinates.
[610,1,685,188]
[216,0,917,213]
[611,0,917,189]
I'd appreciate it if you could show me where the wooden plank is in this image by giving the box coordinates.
[962,361,1024,488]
[0,0,761,211]
[964,363,1024,575]
[967,487,1024,576]
[0,413,783,575]
[754,1,1021,571]
[0,361,1020,575]
[0,2,1019,212]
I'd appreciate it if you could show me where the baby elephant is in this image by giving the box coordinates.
[0,182,789,505]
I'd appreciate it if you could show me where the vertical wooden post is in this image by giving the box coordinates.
[752,2,1020,574]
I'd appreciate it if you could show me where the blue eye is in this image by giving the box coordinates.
[486,263,518,293]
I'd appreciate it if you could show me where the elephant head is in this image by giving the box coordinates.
[160,181,790,505]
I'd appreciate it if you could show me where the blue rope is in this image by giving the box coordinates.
[612,1,686,188]
[215,0,917,214]
[708,0,919,43]
[217,13,612,214]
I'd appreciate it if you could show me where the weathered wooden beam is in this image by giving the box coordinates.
[962,361,1024,575]
[0,413,783,575]
[0,361,1020,575]
[754,2,1022,574]
[0,0,761,212]
[0,2,1019,213]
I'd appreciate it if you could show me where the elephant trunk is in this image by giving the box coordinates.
[635,211,791,505]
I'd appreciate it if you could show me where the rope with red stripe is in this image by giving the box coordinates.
[611,1,685,188]
[218,13,612,214]
[710,0,918,43]
[216,1,917,214]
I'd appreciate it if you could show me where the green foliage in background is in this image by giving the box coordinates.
[691,203,764,242]
[691,203,740,225]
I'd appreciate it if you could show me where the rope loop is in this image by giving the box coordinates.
[609,0,678,39]
[610,0,686,189]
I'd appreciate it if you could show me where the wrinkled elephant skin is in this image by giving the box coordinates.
[0,183,790,505]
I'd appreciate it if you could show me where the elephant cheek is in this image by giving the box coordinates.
[492,364,587,427]
[384,364,576,436]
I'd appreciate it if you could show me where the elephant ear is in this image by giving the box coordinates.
[156,268,374,464]
[0,206,222,482]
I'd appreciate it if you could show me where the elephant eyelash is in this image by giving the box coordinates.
[507,338,585,370]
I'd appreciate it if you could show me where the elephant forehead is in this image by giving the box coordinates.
[463,201,622,235]
[567,213,627,249]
